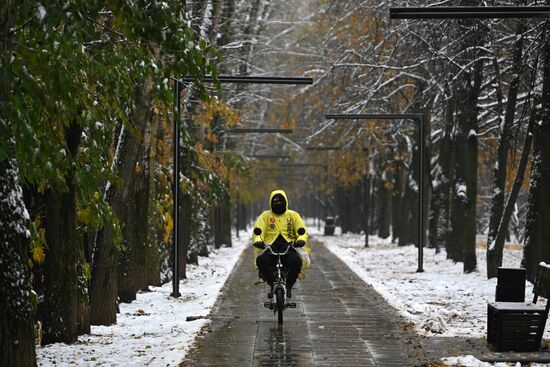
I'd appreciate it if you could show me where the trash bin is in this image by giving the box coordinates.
[496,267,526,302]
[324,216,335,235]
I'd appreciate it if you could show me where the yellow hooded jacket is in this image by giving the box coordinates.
[252,190,310,268]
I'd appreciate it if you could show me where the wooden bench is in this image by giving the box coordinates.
[487,263,550,351]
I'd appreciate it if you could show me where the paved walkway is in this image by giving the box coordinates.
[184,238,426,366]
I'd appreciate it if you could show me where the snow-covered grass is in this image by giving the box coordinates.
[37,232,248,366]
[318,227,535,338]
[315,227,549,366]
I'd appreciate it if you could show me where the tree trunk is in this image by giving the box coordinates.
[486,24,524,268]
[377,177,391,239]
[450,59,482,272]
[179,192,192,279]
[363,175,370,247]
[238,0,262,75]
[220,191,233,246]
[0,2,36,363]
[42,121,82,344]
[391,160,404,243]
[430,104,454,253]
[522,24,550,282]
[89,212,119,325]
[134,109,158,290]
[77,251,90,335]
[369,176,378,235]
[398,175,414,246]
[118,78,154,302]
[90,118,143,322]
[0,155,37,366]
[488,114,535,278]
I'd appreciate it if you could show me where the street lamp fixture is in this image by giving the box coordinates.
[305,146,342,151]
[389,6,550,19]
[225,128,294,134]
[179,75,313,85]
[249,154,291,160]
[325,113,426,272]
[281,163,328,168]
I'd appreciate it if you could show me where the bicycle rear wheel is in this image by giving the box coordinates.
[275,288,284,324]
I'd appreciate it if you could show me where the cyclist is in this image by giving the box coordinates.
[252,189,310,299]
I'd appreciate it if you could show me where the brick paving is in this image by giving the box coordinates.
[184,239,426,366]
[184,237,550,366]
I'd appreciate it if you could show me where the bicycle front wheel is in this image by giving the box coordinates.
[275,288,284,324]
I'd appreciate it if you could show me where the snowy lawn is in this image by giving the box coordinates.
[317,228,537,338]
[37,232,248,366]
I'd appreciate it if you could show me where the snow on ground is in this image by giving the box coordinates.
[442,355,522,367]
[37,231,248,367]
[317,227,537,338]
[314,226,549,366]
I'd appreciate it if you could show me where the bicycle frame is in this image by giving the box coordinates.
[254,225,304,323]
[266,245,292,295]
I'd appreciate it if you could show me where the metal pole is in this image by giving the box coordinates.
[389,6,550,19]
[172,80,181,297]
[417,115,424,273]
[179,76,313,84]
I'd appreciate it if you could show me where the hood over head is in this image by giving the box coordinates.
[269,189,288,214]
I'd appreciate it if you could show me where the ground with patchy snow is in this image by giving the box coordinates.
[315,226,549,366]
[37,232,247,367]
[36,221,549,367]
[318,228,537,338]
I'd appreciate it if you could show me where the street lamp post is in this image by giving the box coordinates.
[171,75,312,298]
[325,113,426,272]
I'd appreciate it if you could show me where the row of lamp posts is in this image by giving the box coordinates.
[171,5,550,296]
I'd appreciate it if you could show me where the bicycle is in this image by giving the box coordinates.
[253,227,305,324]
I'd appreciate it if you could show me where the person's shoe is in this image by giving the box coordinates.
[286,288,292,299]
[267,285,274,298]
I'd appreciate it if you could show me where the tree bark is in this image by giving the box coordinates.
[430,103,454,254]
[398,174,416,246]
[77,251,90,335]
[486,24,524,270]
[0,2,36,362]
[178,192,192,279]
[90,125,128,324]
[391,160,404,243]
[377,177,391,239]
[42,121,83,344]
[0,156,37,366]
[488,113,534,278]
[522,23,550,282]
[363,175,371,247]
[450,57,482,272]
[134,108,158,291]
[117,78,154,302]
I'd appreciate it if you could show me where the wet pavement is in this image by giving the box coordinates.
[184,239,425,366]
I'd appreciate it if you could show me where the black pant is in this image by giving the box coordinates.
[256,248,302,290]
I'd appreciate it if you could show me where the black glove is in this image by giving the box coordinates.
[253,241,266,249]
[295,240,306,248]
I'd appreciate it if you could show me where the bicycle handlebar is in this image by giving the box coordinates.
[265,242,295,256]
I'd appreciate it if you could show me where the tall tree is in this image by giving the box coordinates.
[42,121,84,344]
[486,23,525,278]
[0,156,36,366]
[522,20,550,281]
